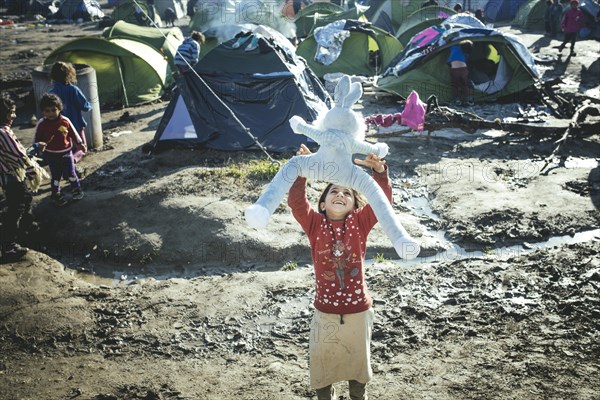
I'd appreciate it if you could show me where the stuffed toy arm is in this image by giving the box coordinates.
[351,166,420,259]
[352,139,389,159]
[289,116,324,144]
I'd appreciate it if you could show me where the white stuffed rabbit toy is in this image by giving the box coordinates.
[245,75,420,259]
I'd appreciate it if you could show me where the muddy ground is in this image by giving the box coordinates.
[1,3,600,400]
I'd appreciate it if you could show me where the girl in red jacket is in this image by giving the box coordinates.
[557,0,585,56]
[287,144,391,400]
[34,93,86,206]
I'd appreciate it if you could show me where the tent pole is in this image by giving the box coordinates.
[116,56,129,108]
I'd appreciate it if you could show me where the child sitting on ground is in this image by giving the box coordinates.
[287,143,390,400]
[34,93,86,206]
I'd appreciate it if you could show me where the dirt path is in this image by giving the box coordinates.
[1,242,599,399]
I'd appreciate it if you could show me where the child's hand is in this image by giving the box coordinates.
[296,143,312,156]
[37,142,47,151]
[355,153,386,173]
[79,143,88,153]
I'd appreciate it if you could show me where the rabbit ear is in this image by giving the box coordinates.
[334,75,351,107]
[342,81,362,108]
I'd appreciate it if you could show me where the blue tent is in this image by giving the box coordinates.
[484,0,528,21]
[580,0,600,40]
[149,27,330,153]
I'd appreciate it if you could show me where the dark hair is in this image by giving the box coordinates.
[50,61,76,85]
[40,93,63,111]
[317,183,367,215]
[454,3,462,12]
[460,40,473,53]
[0,96,16,122]
[191,31,206,44]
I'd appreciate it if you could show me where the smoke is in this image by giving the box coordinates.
[194,0,297,41]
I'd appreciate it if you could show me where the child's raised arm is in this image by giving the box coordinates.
[288,145,317,234]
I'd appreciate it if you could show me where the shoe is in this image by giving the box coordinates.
[72,189,84,200]
[2,243,28,260]
[232,35,251,49]
[51,192,68,207]
[245,36,260,52]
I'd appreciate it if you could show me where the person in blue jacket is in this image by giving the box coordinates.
[447,40,474,106]
[49,62,92,163]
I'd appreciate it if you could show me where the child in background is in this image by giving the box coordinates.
[287,144,390,400]
[34,93,86,206]
[49,61,92,164]
[0,97,38,260]
[556,0,585,56]
[447,39,474,106]
[174,31,206,74]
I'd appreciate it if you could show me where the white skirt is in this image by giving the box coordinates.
[309,308,374,389]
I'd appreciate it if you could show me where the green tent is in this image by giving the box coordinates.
[396,6,455,46]
[297,7,368,38]
[512,0,547,30]
[296,20,403,78]
[102,20,184,71]
[45,37,171,107]
[376,27,540,104]
[112,0,162,26]
[293,2,344,37]
[365,0,427,33]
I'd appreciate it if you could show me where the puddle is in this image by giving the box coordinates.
[73,264,227,287]
[401,195,600,266]
[563,157,600,170]
[72,195,598,286]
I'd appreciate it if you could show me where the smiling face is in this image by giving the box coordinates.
[320,184,356,221]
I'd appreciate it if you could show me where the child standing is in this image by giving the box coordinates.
[34,93,86,206]
[287,144,390,400]
[0,97,39,260]
[49,61,92,163]
[174,31,206,74]
[556,0,585,56]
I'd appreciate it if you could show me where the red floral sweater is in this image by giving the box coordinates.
[287,168,392,315]
[34,115,82,154]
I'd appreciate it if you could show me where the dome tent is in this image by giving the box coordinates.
[292,2,361,38]
[512,0,547,31]
[102,20,184,70]
[396,5,456,46]
[111,0,162,26]
[295,19,403,78]
[377,24,540,104]
[45,37,171,107]
[364,0,432,34]
[149,25,330,153]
